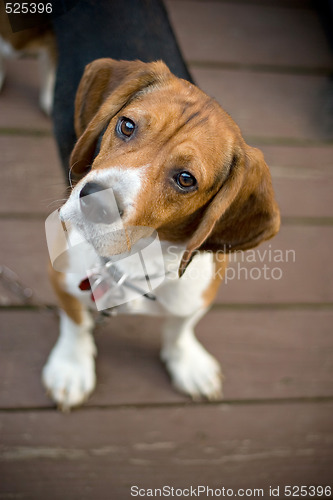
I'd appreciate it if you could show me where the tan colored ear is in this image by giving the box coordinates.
[70,58,171,177]
[179,146,280,277]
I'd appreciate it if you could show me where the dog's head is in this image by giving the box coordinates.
[64,58,280,276]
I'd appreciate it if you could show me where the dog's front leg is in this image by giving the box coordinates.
[38,48,56,116]
[42,268,96,410]
[161,309,223,401]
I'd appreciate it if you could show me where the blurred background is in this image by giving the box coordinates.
[0,0,333,498]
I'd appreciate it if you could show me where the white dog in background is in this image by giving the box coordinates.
[0,3,56,115]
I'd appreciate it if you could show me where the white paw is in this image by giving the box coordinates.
[161,337,223,401]
[42,310,96,410]
[42,334,96,410]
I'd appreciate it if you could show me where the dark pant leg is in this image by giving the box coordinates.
[51,0,192,179]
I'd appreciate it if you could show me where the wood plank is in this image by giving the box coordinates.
[1,309,332,409]
[0,403,332,499]
[1,222,333,307]
[201,309,333,400]
[191,67,333,142]
[1,137,333,219]
[1,140,332,220]
[0,220,54,305]
[165,1,333,69]
[0,136,65,215]
[260,145,333,218]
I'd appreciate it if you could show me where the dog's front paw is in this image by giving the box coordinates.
[42,336,96,410]
[161,337,223,401]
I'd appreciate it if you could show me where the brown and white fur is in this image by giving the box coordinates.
[42,59,280,409]
[0,4,56,115]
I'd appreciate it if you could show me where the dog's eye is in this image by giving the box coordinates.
[174,171,197,190]
[117,117,136,139]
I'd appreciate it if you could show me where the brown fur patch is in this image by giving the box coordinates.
[202,254,228,307]
[48,263,83,325]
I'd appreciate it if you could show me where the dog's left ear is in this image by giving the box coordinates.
[70,58,171,177]
[179,145,280,277]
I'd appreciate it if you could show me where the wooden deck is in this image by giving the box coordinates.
[1,1,333,498]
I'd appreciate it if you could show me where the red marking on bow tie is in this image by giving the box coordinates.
[79,277,91,291]
[79,276,110,303]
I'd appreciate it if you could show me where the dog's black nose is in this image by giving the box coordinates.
[80,182,105,199]
[79,182,121,224]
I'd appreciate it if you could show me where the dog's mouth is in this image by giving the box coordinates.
[46,184,166,311]
[59,185,157,263]
[60,186,126,256]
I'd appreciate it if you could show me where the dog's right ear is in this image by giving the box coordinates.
[71,58,171,177]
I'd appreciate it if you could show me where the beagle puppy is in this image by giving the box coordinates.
[43,58,280,409]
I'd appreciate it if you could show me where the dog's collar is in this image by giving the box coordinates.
[78,257,159,312]
[79,269,157,302]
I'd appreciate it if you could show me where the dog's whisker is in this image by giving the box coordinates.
[68,161,81,189]
[68,164,74,189]
[44,198,68,209]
